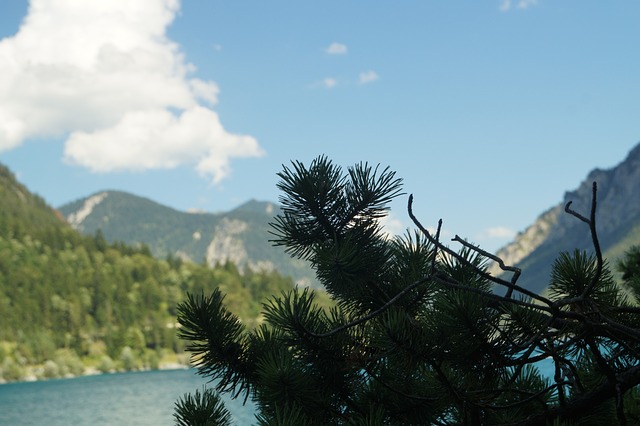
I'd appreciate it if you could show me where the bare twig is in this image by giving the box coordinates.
[563,182,603,299]
[408,194,554,307]
[450,235,521,298]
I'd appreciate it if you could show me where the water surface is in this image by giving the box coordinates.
[0,369,255,425]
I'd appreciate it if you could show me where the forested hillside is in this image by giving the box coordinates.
[0,164,295,382]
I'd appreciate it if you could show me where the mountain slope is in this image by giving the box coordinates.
[490,143,640,294]
[0,165,66,237]
[0,163,298,382]
[58,191,316,286]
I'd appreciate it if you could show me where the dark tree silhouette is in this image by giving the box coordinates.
[175,156,640,425]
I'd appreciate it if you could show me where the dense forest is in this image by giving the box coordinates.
[0,164,298,382]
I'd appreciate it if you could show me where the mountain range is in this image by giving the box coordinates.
[58,191,316,287]
[489,143,640,294]
[58,143,640,295]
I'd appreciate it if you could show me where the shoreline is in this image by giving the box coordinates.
[0,361,191,385]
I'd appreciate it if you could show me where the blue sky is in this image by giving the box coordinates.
[0,0,638,253]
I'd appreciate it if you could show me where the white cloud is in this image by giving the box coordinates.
[64,106,263,183]
[321,78,338,89]
[477,226,516,240]
[0,0,263,184]
[377,212,406,239]
[499,0,538,11]
[325,42,347,55]
[358,70,379,85]
[518,0,538,9]
[189,79,220,105]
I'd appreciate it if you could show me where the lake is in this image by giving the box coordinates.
[0,362,556,425]
[0,369,256,425]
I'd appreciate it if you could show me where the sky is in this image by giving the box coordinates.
[0,0,639,253]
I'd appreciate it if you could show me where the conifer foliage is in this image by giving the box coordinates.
[175,156,640,425]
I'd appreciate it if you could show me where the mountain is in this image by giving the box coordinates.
[0,163,298,382]
[0,164,66,234]
[490,143,640,294]
[58,191,316,286]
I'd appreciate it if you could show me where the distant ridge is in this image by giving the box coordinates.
[58,191,316,286]
[490,143,640,294]
[57,143,640,295]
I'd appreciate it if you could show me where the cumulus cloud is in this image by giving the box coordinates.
[64,106,263,183]
[316,78,338,89]
[0,0,263,183]
[325,42,347,55]
[189,79,220,105]
[477,226,516,240]
[500,0,538,11]
[358,70,379,85]
[377,212,406,239]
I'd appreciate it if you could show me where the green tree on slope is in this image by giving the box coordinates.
[175,156,640,425]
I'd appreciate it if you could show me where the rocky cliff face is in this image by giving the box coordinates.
[490,143,640,293]
[65,192,109,230]
[205,218,251,267]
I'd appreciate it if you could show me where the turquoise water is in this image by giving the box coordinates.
[0,363,556,425]
[0,369,256,425]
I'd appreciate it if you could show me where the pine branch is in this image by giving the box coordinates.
[408,194,553,307]
[519,364,640,425]
[176,291,252,399]
[174,387,233,426]
[563,181,603,300]
[176,154,640,424]
[450,235,521,298]
[297,274,435,338]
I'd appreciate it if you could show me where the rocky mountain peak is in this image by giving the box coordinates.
[491,142,640,293]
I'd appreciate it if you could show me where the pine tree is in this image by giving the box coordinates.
[175,156,640,425]
[618,245,640,298]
